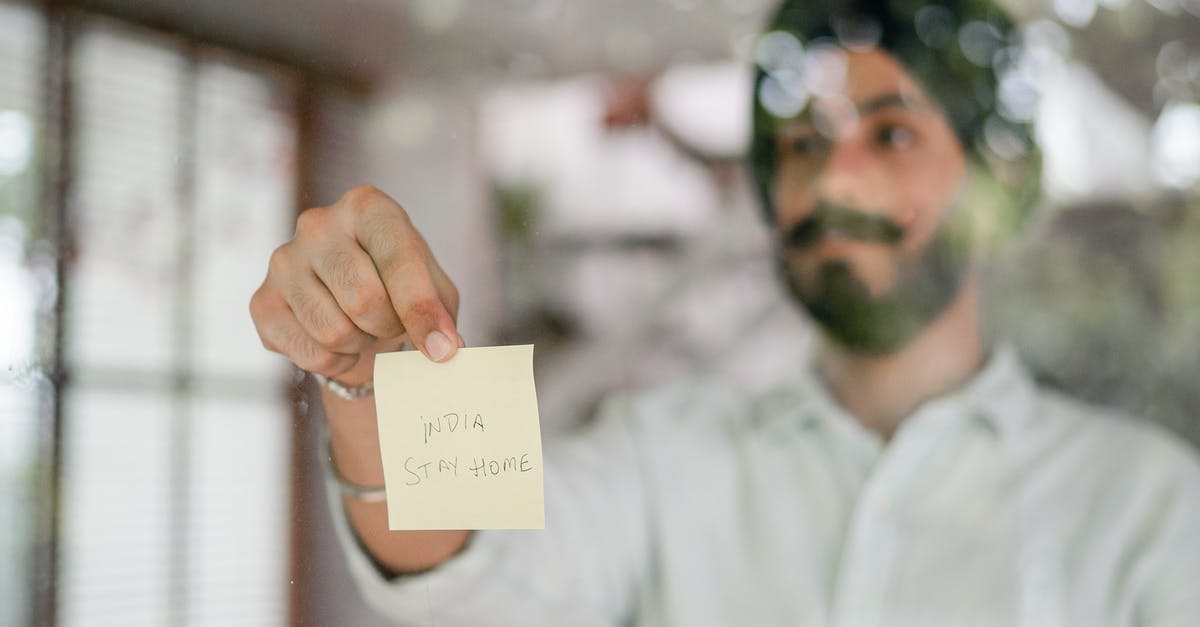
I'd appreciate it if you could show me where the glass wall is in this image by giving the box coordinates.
[1,6,299,625]
[0,3,47,625]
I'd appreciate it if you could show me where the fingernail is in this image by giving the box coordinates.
[424,330,453,362]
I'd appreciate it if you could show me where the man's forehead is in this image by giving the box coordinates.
[805,89,925,120]
[768,46,932,127]
[805,47,924,100]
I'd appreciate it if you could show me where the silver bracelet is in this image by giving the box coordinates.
[322,432,387,503]
[310,342,413,400]
[312,372,374,400]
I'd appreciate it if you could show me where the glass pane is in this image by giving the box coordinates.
[0,382,39,627]
[185,393,290,627]
[191,58,296,379]
[66,24,184,372]
[0,2,41,230]
[0,3,44,625]
[309,87,366,203]
[59,386,173,627]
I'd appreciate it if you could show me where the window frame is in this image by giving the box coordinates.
[20,3,348,625]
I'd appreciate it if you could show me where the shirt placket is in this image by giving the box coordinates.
[827,406,957,627]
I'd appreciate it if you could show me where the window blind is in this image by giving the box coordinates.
[0,4,46,626]
[58,19,294,627]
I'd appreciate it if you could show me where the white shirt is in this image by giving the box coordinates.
[329,346,1200,626]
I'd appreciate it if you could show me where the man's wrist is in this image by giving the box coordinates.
[313,373,373,400]
[336,354,377,386]
[322,430,387,502]
[312,352,376,399]
[326,421,386,484]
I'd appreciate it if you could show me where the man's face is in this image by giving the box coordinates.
[770,47,972,355]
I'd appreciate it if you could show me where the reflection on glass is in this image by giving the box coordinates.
[55,19,298,627]
[0,3,44,626]
[185,394,289,627]
[0,384,38,627]
[1152,101,1200,188]
[191,59,295,379]
[66,25,184,372]
[59,387,174,627]
[0,109,33,176]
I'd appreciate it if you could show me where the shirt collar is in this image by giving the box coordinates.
[755,342,1038,440]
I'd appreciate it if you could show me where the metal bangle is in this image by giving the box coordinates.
[322,432,387,503]
[310,342,413,400]
[312,372,374,400]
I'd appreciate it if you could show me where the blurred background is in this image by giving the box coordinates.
[0,0,1196,624]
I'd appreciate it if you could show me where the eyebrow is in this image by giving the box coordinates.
[856,92,922,116]
[785,91,924,131]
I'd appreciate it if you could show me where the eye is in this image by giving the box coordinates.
[875,124,915,150]
[784,133,829,159]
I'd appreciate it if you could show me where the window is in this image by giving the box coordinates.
[0,3,47,626]
[1,5,300,625]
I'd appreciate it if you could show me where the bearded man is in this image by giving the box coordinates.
[250,0,1200,624]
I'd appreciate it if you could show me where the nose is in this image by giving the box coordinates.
[814,135,891,213]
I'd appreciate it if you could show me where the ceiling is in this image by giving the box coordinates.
[71,0,1197,113]
[71,0,775,89]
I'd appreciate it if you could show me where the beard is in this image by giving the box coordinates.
[778,218,971,356]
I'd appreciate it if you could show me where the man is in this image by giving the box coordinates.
[249,0,1200,624]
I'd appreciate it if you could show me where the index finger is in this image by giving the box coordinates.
[351,198,460,363]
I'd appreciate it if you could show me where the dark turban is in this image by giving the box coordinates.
[749,0,1041,228]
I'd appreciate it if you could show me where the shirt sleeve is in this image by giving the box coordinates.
[325,393,651,626]
[1132,444,1200,627]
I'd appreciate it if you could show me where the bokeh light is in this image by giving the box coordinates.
[1152,101,1200,188]
[1054,0,1098,28]
[0,110,32,176]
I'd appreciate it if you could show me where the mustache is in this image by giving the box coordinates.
[782,201,905,249]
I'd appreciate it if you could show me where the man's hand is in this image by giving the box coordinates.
[250,184,462,381]
[250,185,471,574]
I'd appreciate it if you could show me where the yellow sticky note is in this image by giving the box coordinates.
[373,344,545,530]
